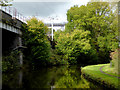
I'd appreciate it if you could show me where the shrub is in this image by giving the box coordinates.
[2,50,20,72]
[22,17,51,67]
[54,29,91,65]
[110,48,120,74]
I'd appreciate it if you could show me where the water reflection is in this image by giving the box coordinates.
[2,65,103,89]
[18,70,23,88]
[54,66,89,88]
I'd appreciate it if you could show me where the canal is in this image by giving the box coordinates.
[2,65,106,89]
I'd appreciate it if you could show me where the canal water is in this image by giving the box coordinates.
[2,65,105,89]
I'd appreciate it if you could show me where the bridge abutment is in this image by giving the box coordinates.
[2,29,23,66]
[1,9,24,66]
[18,36,23,66]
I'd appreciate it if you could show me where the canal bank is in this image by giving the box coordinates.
[81,64,120,89]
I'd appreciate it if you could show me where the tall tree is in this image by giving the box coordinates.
[64,2,118,63]
[22,17,51,67]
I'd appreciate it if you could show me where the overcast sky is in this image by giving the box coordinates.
[11,0,90,23]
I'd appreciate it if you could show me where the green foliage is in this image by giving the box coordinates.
[55,70,77,88]
[55,29,93,64]
[110,60,114,67]
[49,49,68,65]
[2,50,20,72]
[65,5,88,32]
[55,2,118,64]
[110,49,120,74]
[0,0,13,6]
[22,17,51,67]
[55,66,90,88]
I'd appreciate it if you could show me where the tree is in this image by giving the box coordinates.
[22,17,51,67]
[0,0,13,6]
[64,2,118,63]
[65,5,88,33]
[54,2,118,65]
[55,29,92,64]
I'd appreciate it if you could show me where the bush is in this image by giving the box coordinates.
[2,50,20,72]
[110,60,114,67]
[22,17,51,67]
[54,29,91,65]
[49,49,69,65]
[110,48,120,74]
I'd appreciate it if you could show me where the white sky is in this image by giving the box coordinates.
[11,0,90,23]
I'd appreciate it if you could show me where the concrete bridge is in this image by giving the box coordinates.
[45,22,66,31]
[45,22,66,40]
[0,6,25,66]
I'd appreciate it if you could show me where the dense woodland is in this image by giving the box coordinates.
[22,2,118,68]
[2,2,119,71]
[54,2,118,65]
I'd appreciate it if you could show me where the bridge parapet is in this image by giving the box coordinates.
[0,6,26,23]
[0,9,24,29]
[0,8,26,35]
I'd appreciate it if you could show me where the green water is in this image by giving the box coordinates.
[2,65,105,89]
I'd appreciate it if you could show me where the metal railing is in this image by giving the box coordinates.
[0,6,27,23]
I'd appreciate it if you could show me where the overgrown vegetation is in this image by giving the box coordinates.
[54,29,93,64]
[54,2,118,65]
[0,0,13,6]
[49,49,68,65]
[22,17,51,68]
[2,1,119,89]
[55,68,90,88]
[3,2,119,71]
[110,49,120,74]
[2,50,20,72]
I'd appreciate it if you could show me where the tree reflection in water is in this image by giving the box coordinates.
[2,65,103,89]
[55,67,90,88]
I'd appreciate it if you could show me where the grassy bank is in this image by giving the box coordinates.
[81,64,120,89]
